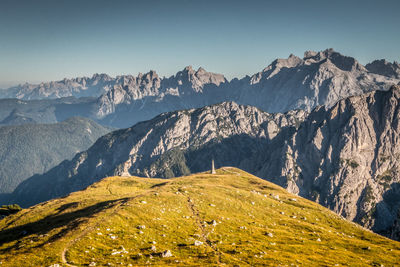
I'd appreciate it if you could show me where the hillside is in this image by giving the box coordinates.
[0,168,399,266]
[0,117,111,194]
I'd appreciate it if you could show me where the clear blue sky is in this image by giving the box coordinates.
[0,0,399,88]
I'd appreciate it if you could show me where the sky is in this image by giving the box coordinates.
[0,0,399,88]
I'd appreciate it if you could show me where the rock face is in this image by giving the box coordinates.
[252,85,400,237]
[366,59,400,79]
[1,49,398,128]
[10,86,400,241]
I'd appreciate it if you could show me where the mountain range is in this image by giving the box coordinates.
[7,85,400,242]
[2,48,400,244]
[1,49,399,128]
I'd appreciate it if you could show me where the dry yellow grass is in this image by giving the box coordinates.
[0,167,399,266]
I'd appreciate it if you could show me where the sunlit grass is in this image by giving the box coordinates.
[0,168,399,266]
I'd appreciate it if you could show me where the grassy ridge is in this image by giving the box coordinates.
[0,168,399,266]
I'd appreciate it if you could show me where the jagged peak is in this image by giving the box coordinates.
[366,59,400,68]
[183,65,194,72]
[259,53,302,77]
[196,67,206,74]
[304,50,318,58]
[302,48,365,72]
[143,70,159,80]
[91,73,111,80]
[365,59,400,78]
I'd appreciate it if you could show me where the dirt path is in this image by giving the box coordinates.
[221,167,241,176]
[186,196,222,264]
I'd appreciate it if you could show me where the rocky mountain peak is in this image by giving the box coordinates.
[91,73,112,81]
[303,48,365,72]
[143,70,160,81]
[366,59,400,79]
[183,65,194,73]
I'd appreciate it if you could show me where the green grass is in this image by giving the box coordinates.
[0,167,399,266]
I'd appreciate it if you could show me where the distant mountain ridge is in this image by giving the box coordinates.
[0,49,399,128]
[0,73,113,100]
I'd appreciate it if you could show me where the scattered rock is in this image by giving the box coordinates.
[194,240,203,246]
[266,232,274,237]
[140,200,147,204]
[137,225,146,229]
[162,250,172,258]
[209,204,216,207]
